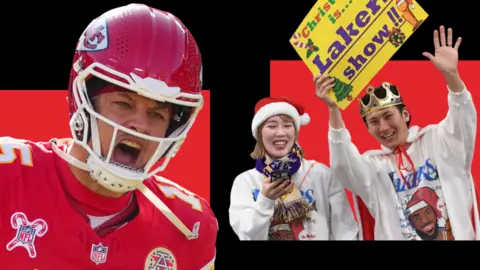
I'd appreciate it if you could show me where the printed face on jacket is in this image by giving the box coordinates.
[409,205,438,236]
[365,106,410,149]
[405,187,454,241]
[261,115,296,159]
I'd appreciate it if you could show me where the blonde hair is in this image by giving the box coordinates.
[250,114,305,159]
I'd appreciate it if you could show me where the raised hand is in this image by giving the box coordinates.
[422,25,461,75]
[314,74,337,108]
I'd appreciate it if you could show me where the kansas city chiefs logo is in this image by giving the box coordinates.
[76,18,108,52]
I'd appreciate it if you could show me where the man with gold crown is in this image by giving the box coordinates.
[314,25,480,240]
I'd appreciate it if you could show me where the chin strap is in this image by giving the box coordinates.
[137,183,200,240]
[50,139,200,240]
[50,139,90,171]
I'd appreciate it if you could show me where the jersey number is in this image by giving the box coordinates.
[158,185,203,212]
[0,140,33,167]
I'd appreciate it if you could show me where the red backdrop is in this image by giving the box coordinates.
[271,60,480,213]
[0,90,210,201]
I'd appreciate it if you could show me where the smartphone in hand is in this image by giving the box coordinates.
[270,170,290,182]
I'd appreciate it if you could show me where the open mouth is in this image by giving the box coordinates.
[381,131,395,142]
[422,222,434,233]
[273,140,287,150]
[103,139,144,172]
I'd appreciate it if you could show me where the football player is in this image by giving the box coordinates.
[0,3,217,269]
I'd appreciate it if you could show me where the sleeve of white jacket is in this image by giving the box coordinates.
[229,173,275,240]
[326,168,359,240]
[328,125,378,209]
[438,84,476,171]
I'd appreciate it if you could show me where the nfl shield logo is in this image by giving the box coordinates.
[90,243,108,265]
[18,225,36,244]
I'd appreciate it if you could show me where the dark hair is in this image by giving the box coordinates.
[360,84,411,128]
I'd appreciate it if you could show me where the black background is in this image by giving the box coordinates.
[2,0,477,268]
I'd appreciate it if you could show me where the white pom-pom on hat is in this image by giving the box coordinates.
[300,113,310,126]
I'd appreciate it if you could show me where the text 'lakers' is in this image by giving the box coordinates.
[312,0,403,80]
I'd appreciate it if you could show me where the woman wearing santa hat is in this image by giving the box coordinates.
[228,96,358,240]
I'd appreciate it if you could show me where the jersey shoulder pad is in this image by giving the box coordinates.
[0,137,55,191]
[0,136,51,170]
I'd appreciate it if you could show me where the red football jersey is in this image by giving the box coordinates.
[0,137,217,269]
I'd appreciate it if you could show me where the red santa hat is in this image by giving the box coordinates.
[405,187,442,218]
[251,96,310,139]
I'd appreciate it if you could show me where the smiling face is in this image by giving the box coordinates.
[260,114,296,159]
[93,91,173,169]
[409,205,438,236]
[365,106,410,149]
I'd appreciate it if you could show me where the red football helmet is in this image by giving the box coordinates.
[63,4,203,193]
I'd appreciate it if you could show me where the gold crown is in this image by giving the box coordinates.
[358,82,403,117]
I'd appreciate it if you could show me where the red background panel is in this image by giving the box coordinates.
[270,60,480,211]
[0,90,210,201]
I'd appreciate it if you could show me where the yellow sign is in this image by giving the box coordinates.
[289,0,428,110]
